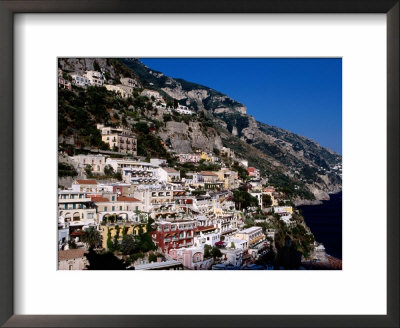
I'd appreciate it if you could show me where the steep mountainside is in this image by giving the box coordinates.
[58,58,342,202]
[120,59,342,201]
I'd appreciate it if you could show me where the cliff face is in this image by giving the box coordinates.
[121,59,247,115]
[59,58,142,87]
[157,121,222,154]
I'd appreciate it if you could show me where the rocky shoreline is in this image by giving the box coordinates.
[294,189,342,207]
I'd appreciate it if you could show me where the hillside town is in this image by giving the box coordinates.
[58,65,341,270]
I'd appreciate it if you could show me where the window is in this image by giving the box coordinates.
[135,206,138,211]
[104,206,107,211]
[112,206,115,211]
[119,206,122,211]
[112,196,115,201]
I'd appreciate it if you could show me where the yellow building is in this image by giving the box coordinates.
[217,168,239,189]
[234,226,265,248]
[200,152,212,162]
[100,223,147,250]
[273,206,293,215]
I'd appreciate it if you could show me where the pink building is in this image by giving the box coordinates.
[169,247,212,270]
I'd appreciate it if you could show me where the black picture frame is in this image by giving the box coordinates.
[0,1,398,327]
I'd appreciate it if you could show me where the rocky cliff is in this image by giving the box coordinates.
[120,58,342,201]
[58,57,342,201]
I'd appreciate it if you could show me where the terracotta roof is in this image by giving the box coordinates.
[58,249,87,261]
[75,179,98,185]
[117,196,141,202]
[197,226,216,232]
[247,167,255,172]
[162,167,179,174]
[199,171,218,176]
[264,187,275,192]
[91,197,109,203]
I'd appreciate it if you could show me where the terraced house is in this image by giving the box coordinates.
[97,124,137,155]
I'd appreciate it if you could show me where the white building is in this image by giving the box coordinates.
[105,158,157,184]
[141,89,163,100]
[58,190,98,243]
[71,179,102,193]
[238,159,249,168]
[84,70,104,86]
[105,84,133,99]
[150,158,167,167]
[132,184,177,217]
[157,167,181,183]
[193,229,221,248]
[70,73,89,87]
[120,77,139,88]
[174,104,195,115]
[250,191,263,209]
[220,248,243,267]
[224,237,248,250]
[71,154,107,175]
[178,153,201,164]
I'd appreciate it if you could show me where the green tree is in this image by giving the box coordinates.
[120,234,137,255]
[81,227,102,250]
[113,225,120,251]
[211,247,222,260]
[232,188,259,210]
[262,194,273,207]
[148,252,158,263]
[58,162,78,177]
[114,172,122,181]
[104,164,115,176]
[106,228,113,251]
[146,217,156,232]
[85,164,93,177]
[85,248,129,270]
[204,244,212,259]
[68,239,78,249]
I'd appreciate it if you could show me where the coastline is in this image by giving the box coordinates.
[298,192,342,260]
[294,189,342,207]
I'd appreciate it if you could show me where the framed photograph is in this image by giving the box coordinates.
[1,1,398,327]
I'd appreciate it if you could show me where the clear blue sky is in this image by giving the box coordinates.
[140,58,342,154]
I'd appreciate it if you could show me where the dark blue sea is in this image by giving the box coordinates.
[298,192,342,260]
